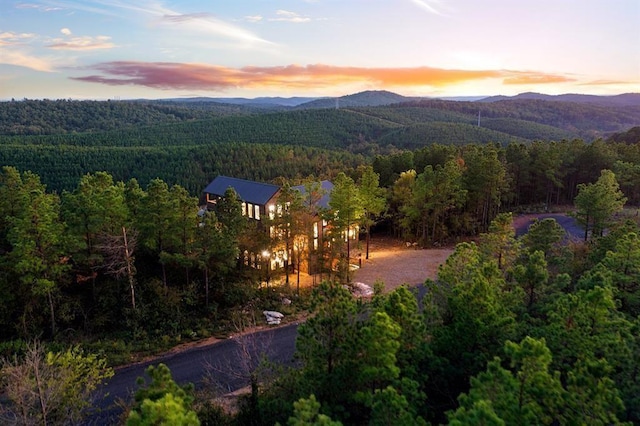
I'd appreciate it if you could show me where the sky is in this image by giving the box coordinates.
[1,0,639,100]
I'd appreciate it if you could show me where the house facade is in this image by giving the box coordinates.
[203,176,358,281]
[202,175,282,271]
[203,176,343,278]
[203,175,281,222]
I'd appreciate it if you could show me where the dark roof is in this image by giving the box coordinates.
[203,176,280,205]
[292,180,334,209]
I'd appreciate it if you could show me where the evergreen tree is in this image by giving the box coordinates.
[129,363,196,423]
[328,173,362,282]
[574,169,626,241]
[357,165,386,259]
[8,181,69,337]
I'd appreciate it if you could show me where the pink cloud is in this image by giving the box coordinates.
[71,61,575,91]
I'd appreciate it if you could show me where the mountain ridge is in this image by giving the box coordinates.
[478,92,640,106]
[141,90,640,108]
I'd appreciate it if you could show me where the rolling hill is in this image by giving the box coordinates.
[479,92,640,107]
[1,91,639,193]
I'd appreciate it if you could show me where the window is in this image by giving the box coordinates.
[247,203,254,218]
[254,204,260,220]
[241,202,246,216]
[268,204,275,220]
[313,222,319,250]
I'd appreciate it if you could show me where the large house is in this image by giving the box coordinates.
[202,176,342,277]
[202,175,280,221]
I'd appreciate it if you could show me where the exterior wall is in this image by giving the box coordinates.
[204,179,358,278]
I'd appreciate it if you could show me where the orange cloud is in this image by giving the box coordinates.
[71,62,573,91]
[580,79,638,86]
[502,71,575,85]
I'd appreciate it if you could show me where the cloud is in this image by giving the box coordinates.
[269,10,311,23]
[0,29,114,73]
[71,62,574,92]
[0,31,37,43]
[50,0,273,45]
[15,3,63,12]
[244,15,263,23]
[410,0,444,15]
[580,79,638,86]
[0,32,54,71]
[46,34,115,50]
[159,12,272,44]
[502,72,575,85]
[0,49,55,72]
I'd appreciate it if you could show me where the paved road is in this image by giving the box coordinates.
[514,213,583,240]
[89,323,299,424]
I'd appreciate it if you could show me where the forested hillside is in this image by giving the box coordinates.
[0,98,254,135]
[1,97,638,195]
[0,141,364,195]
[394,98,640,137]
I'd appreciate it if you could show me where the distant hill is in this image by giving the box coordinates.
[295,90,415,109]
[606,126,640,144]
[161,96,320,108]
[394,98,640,137]
[0,98,251,135]
[479,92,640,107]
[2,91,639,141]
[157,90,640,109]
[2,91,640,194]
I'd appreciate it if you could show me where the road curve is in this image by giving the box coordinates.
[513,213,583,240]
[89,323,299,424]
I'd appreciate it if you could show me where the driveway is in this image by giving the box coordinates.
[352,238,453,291]
[512,213,583,240]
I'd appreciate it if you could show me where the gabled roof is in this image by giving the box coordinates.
[204,176,280,205]
[292,180,334,209]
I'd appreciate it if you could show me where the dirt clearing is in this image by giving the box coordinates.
[352,238,453,292]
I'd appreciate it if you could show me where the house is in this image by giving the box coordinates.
[203,176,282,271]
[202,175,280,221]
[202,176,355,279]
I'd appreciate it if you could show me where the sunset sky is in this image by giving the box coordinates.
[1,0,639,100]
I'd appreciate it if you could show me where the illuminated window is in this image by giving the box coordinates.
[247,203,254,218]
[241,202,246,216]
[254,204,260,220]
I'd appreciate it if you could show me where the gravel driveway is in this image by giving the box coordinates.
[354,213,582,292]
[352,238,453,291]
